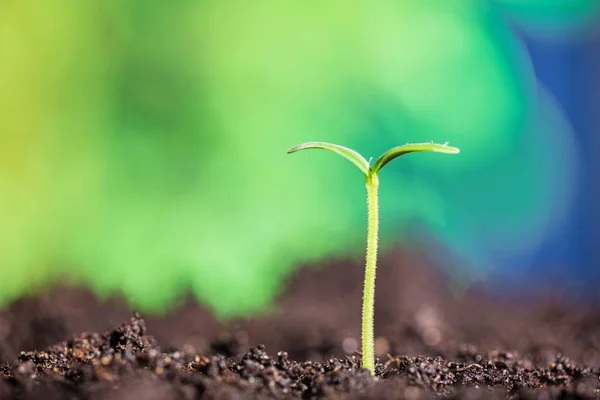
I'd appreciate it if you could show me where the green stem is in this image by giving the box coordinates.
[362,172,379,375]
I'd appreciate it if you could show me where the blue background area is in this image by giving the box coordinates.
[514,29,599,294]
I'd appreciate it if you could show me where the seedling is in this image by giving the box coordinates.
[287,141,460,375]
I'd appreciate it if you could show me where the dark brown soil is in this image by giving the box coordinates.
[1,250,599,399]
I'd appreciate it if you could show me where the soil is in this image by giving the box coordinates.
[0,249,599,399]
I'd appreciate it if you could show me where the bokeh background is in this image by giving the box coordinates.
[1,1,599,320]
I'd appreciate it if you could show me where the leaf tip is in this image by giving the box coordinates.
[448,146,461,154]
[286,144,303,154]
[440,142,460,154]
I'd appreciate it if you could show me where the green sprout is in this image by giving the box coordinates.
[287,141,460,375]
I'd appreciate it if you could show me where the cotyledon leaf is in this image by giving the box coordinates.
[287,141,370,176]
[372,142,460,174]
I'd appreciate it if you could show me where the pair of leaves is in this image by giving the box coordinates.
[287,141,460,176]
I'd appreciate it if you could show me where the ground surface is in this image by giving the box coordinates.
[0,250,599,399]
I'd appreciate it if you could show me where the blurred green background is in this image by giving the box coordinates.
[1,1,598,317]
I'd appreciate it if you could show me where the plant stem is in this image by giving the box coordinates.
[362,172,379,375]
